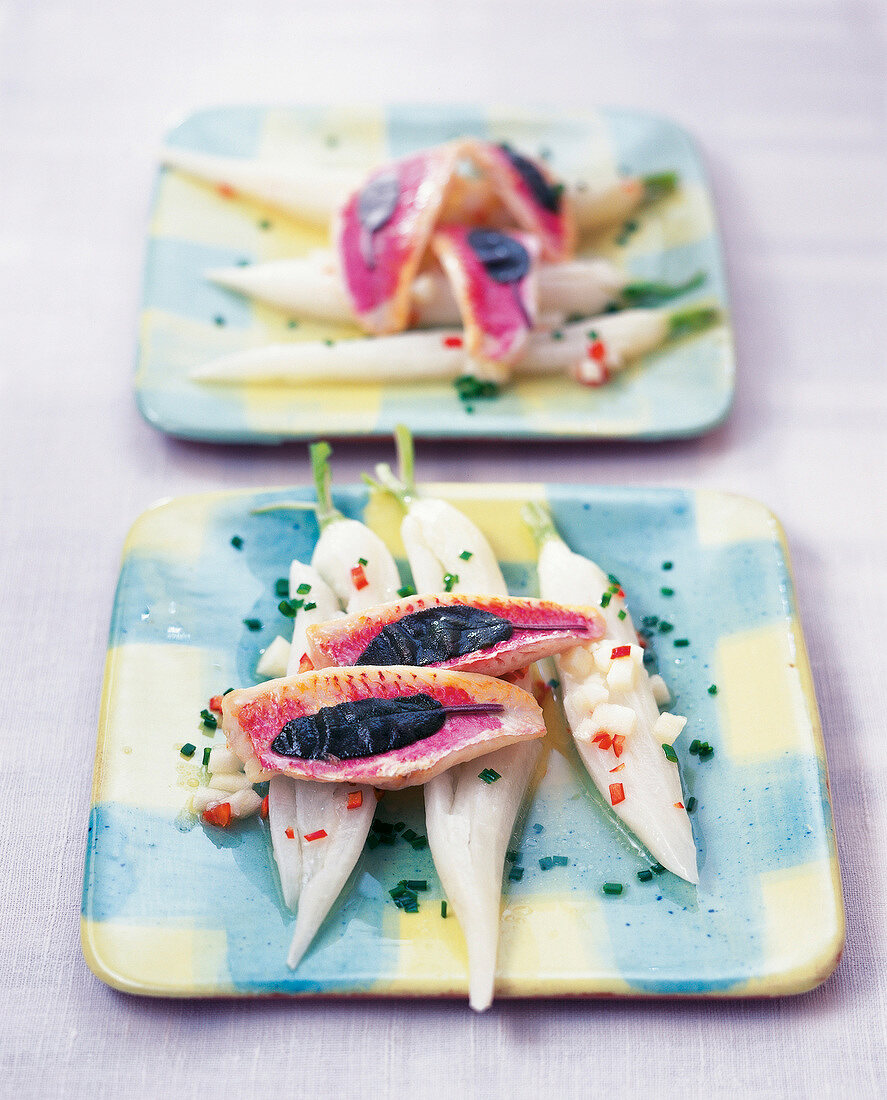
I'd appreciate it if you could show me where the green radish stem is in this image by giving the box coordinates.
[310,441,344,530]
[521,501,560,549]
[621,271,705,308]
[641,171,678,203]
[668,306,720,340]
[362,423,417,509]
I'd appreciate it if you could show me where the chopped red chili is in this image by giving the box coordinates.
[217,183,236,198]
[588,340,606,361]
[346,791,363,810]
[208,695,224,713]
[443,335,463,348]
[284,826,295,839]
[592,731,613,750]
[298,652,314,672]
[260,795,269,819]
[304,829,328,842]
[612,734,625,758]
[351,564,369,590]
[609,782,626,806]
[203,802,232,827]
[611,645,632,659]
[673,802,684,810]
[609,763,625,773]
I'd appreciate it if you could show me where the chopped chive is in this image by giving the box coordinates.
[658,620,674,633]
[410,836,428,850]
[607,573,621,585]
[180,742,196,758]
[602,882,623,895]
[617,609,627,620]
[274,578,289,597]
[243,618,262,631]
[366,834,380,849]
[323,339,335,347]
[200,709,218,729]
[506,849,520,863]
[643,650,656,664]
[673,638,690,648]
[258,219,272,230]
[379,833,396,846]
[698,745,715,761]
[478,768,501,783]
[548,678,560,690]
[402,828,418,842]
[372,820,394,834]
[637,869,653,882]
[539,857,554,871]
[600,592,612,608]
[508,866,524,882]
[397,585,416,598]
[642,615,659,627]
[303,601,317,611]
[551,855,568,867]
[443,573,458,592]
[296,582,311,595]
[660,587,674,597]
[214,315,226,326]
[552,329,564,340]
[587,329,599,340]
[202,746,212,767]
[689,739,701,755]
[662,561,673,570]
[662,743,678,763]
[441,901,447,918]
[401,880,428,891]
[392,821,405,833]
[287,319,299,329]
[230,535,244,549]
[650,863,666,875]
[686,796,698,813]
[278,600,298,618]
[533,823,544,834]
[458,549,473,561]
[708,684,718,695]
[223,687,235,695]
[358,557,368,566]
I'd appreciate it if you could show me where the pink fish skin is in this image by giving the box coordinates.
[307,593,604,677]
[222,666,545,790]
[432,227,539,367]
[335,145,459,334]
[464,141,575,262]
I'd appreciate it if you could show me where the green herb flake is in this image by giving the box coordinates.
[358,557,368,566]
[214,315,226,326]
[323,339,335,347]
[673,638,690,648]
[287,319,299,329]
[539,857,555,871]
[707,684,718,695]
[637,869,654,882]
[458,549,473,561]
[296,582,312,595]
[478,768,501,784]
[548,678,560,690]
[602,882,623,896]
[180,743,196,758]
[689,739,702,755]
[243,618,261,631]
[410,835,428,850]
[402,828,418,842]
[200,709,218,729]
[202,746,212,767]
[698,744,715,761]
[278,600,298,618]
[600,592,612,608]
[443,573,458,593]
[258,219,272,230]
[230,535,244,549]
[587,329,599,340]
[506,850,520,863]
[617,609,627,620]
[658,620,674,633]
[660,587,674,597]
[552,329,564,340]
[662,743,678,763]
[650,863,666,875]
[551,856,569,867]
[642,615,659,628]
[508,866,524,882]
[366,835,380,850]
[303,601,317,611]
[274,578,290,597]
[397,585,417,598]
[402,879,428,891]
[686,796,698,813]
[441,901,448,918]
[662,561,673,571]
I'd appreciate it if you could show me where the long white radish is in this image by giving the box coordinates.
[375,425,540,1011]
[310,442,402,611]
[161,146,676,234]
[524,501,698,884]
[208,254,629,327]
[159,146,357,227]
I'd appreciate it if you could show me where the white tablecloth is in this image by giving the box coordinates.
[2,1,885,1095]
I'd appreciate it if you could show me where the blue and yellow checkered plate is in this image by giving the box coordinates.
[137,106,733,441]
[82,484,843,999]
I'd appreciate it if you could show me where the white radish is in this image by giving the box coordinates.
[267,441,401,967]
[189,307,718,388]
[376,425,539,1011]
[159,146,357,228]
[208,254,629,328]
[524,501,698,884]
[160,146,676,235]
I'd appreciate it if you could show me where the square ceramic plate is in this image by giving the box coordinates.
[82,484,843,999]
[136,106,733,442]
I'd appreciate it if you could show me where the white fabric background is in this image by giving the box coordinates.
[1,1,885,1096]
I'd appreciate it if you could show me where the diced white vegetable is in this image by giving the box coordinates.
[649,674,671,706]
[593,644,613,675]
[654,713,687,746]
[564,680,610,727]
[558,644,596,680]
[208,746,244,775]
[607,656,638,694]
[244,756,275,783]
[190,787,227,813]
[584,702,637,740]
[256,635,292,679]
[228,788,263,818]
[209,772,253,794]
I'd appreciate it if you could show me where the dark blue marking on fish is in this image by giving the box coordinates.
[466,229,530,285]
[357,170,400,269]
[499,144,564,214]
[271,693,504,761]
